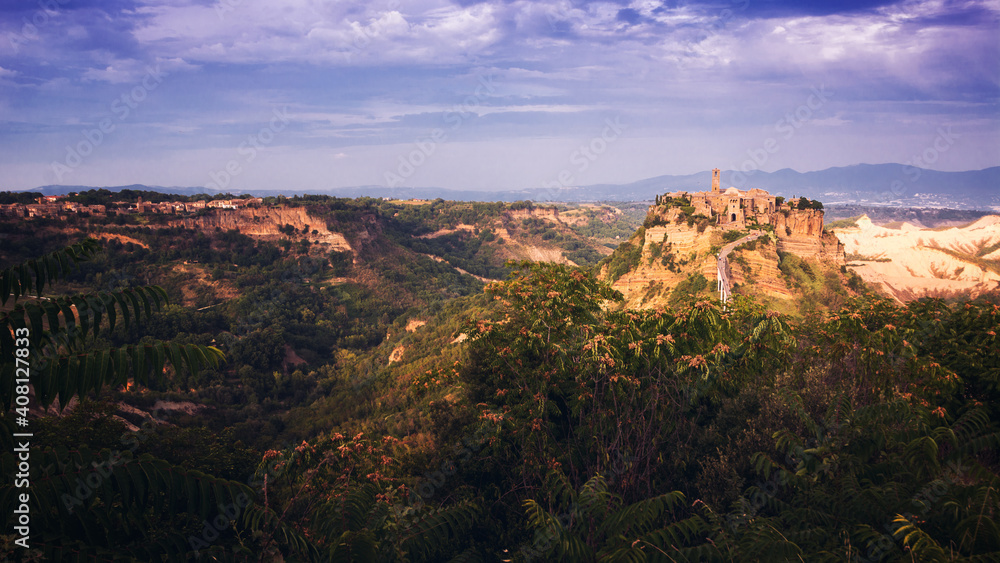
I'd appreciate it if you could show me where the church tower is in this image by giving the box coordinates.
[711,168,720,193]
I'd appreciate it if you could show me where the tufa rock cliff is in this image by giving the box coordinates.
[603,205,846,309]
[772,208,845,266]
[172,206,352,252]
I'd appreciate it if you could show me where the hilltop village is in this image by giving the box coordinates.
[607,169,845,308]
[656,168,825,230]
[0,194,263,219]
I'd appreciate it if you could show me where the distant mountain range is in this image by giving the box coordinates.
[608,164,999,205]
[18,164,1000,209]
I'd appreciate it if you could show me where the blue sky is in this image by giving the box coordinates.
[0,0,997,192]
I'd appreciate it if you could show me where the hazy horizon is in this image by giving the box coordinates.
[7,162,999,196]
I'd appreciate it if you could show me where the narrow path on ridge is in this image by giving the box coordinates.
[717,230,765,304]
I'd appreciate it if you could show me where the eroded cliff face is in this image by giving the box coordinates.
[727,244,794,300]
[772,208,824,238]
[610,228,714,308]
[607,206,846,308]
[496,232,578,265]
[172,207,352,251]
[503,207,563,224]
[498,205,617,266]
[772,209,846,266]
[607,210,720,308]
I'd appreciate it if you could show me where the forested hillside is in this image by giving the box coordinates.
[1,194,997,561]
[0,196,638,447]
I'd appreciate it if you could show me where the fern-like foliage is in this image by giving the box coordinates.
[306,483,482,562]
[1,286,168,352]
[0,238,100,305]
[723,392,1000,562]
[0,240,221,411]
[242,501,323,560]
[0,240,242,561]
[1,446,253,560]
[1,286,169,361]
[27,341,223,410]
[399,501,482,561]
[521,471,712,562]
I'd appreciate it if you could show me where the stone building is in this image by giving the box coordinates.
[660,168,777,229]
[0,203,26,217]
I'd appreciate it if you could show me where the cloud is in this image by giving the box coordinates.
[78,56,199,83]
[0,0,996,191]
[126,0,505,66]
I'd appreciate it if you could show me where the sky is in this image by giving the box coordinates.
[0,0,997,193]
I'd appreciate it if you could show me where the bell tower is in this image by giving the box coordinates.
[711,168,720,192]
